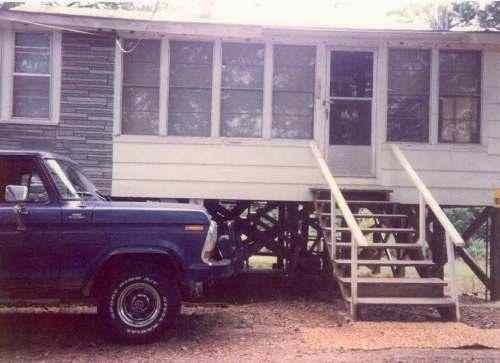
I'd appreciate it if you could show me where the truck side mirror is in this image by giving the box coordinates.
[5,185,28,203]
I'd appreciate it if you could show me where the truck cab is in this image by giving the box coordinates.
[0,150,237,342]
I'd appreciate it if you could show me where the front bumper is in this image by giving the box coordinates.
[182,259,236,299]
[187,258,235,282]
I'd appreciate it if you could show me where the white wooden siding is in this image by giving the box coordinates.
[113,137,324,201]
[380,50,500,205]
[112,37,500,206]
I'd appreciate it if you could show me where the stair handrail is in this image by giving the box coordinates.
[391,144,462,320]
[391,144,465,248]
[310,142,368,316]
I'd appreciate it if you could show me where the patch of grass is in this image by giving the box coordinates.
[248,255,276,270]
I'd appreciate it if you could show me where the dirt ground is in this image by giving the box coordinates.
[0,273,499,362]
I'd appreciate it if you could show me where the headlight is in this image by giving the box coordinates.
[201,220,218,265]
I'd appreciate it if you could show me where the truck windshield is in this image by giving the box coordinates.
[45,159,101,201]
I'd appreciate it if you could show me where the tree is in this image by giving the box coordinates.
[388,1,500,31]
[388,1,472,30]
[475,1,500,30]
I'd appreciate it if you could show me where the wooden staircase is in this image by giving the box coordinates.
[309,143,464,321]
[312,188,457,319]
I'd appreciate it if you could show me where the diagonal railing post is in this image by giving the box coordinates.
[310,142,367,320]
[391,144,464,320]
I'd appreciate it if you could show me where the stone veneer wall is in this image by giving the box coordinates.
[0,32,114,194]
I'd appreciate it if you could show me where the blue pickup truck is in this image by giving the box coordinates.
[0,150,237,342]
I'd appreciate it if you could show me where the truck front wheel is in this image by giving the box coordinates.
[98,268,181,343]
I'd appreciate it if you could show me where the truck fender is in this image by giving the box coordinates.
[82,247,184,297]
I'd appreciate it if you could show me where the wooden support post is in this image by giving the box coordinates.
[429,213,446,279]
[491,207,500,301]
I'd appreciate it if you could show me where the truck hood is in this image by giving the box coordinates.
[86,200,210,225]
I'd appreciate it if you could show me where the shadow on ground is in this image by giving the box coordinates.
[0,272,497,361]
[0,272,337,355]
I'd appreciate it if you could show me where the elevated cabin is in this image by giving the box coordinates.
[0,6,500,318]
[0,7,498,205]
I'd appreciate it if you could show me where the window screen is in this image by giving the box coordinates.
[439,50,481,143]
[221,43,264,138]
[272,45,315,139]
[13,32,51,118]
[168,41,213,137]
[387,49,431,142]
[121,39,160,135]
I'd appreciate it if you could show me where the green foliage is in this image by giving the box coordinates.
[445,207,488,243]
[466,238,487,258]
[477,1,500,30]
[388,1,500,31]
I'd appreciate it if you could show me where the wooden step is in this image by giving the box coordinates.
[334,259,434,267]
[339,277,446,298]
[347,200,395,205]
[315,199,395,205]
[318,212,407,219]
[310,187,393,194]
[325,227,414,233]
[354,297,455,306]
[334,242,423,249]
[338,277,446,285]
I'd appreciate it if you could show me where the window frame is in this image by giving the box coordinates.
[385,46,485,146]
[0,30,61,125]
[0,155,57,205]
[114,34,319,143]
[437,49,482,144]
[120,38,162,136]
[271,43,317,140]
[386,48,432,143]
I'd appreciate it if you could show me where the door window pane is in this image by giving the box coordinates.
[331,100,371,145]
[330,51,373,145]
[13,32,51,119]
[272,45,315,139]
[122,39,160,135]
[387,49,430,142]
[221,43,264,137]
[168,41,213,137]
[439,50,481,143]
[331,51,372,98]
[0,158,49,203]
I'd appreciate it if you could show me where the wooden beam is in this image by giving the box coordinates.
[462,207,490,245]
[455,246,491,290]
[491,207,500,301]
[450,207,491,291]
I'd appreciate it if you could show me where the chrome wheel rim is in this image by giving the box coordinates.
[116,282,162,328]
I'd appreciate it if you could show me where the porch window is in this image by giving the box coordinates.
[13,32,51,118]
[438,50,481,143]
[121,39,160,135]
[221,43,264,138]
[387,49,431,142]
[272,45,315,139]
[168,41,213,137]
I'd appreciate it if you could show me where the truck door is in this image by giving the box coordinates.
[0,156,61,296]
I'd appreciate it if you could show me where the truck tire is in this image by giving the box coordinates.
[98,268,181,343]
